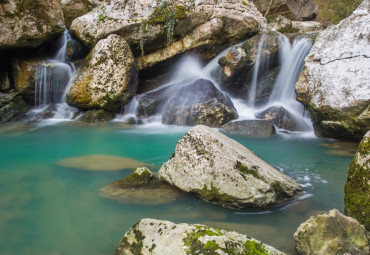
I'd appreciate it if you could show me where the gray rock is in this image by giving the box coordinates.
[0,92,29,123]
[158,125,303,208]
[268,15,323,33]
[61,0,101,27]
[220,120,276,137]
[294,209,369,255]
[255,106,305,131]
[295,0,370,141]
[116,218,286,255]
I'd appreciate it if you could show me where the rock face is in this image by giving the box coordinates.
[66,34,138,111]
[61,0,101,27]
[0,0,65,49]
[344,130,370,230]
[158,125,302,208]
[294,209,370,255]
[161,79,238,127]
[116,218,286,255]
[295,0,370,141]
[220,120,276,137]
[0,92,29,123]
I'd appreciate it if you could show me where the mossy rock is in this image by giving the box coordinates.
[78,109,115,122]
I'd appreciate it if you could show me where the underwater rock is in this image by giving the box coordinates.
[344,130,370,230]
[66,34,138,111]
[161,79,238,127]
[0,92,29,123]
[56,154,149,171]
[158,125,303,209]
[78,109,115,122]
[255,106,304,131]
[116,218,286,255]
[295,0,370,141]
[100,167,183,205]
[0,0,65,49]
[220,120,276,137]
[61,0,101,27]
[294,209,370,255]
[268,15,323,33]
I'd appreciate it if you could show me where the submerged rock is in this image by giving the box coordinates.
[66,34,138,111]
[56,154,149,171]
[255,106,305,131]
[294,209,370,255]
[158,125,302,208]
[0,92,29,123]
[161,79,238,127]
[344,130,370,230]
[78,109,115,122]
[295,0,370,141]
[100,167,183,205]
[116,218,286,255]
[220,120,276,137]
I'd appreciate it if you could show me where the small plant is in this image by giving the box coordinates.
[97,14,105,21]
[242,0,248,6]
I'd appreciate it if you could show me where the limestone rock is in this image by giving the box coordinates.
[294,209,369,255]
[66,34,138,111]
[61,0,101,27]
[11,58,39,100]
[268,15,323,33]
[0,92,29,123]
[77,109,115,122]
[158,125,302,208]
[116,218,286,255]
[344,130,370,230]
[295,0,370,141]
[255,106,305,131]
[0,0,65,49]
[220,120,276,137]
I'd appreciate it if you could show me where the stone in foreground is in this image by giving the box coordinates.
[158,125,302,208]
[344,130,370,230]
[116,218,286,255]
[294,209,369,255]
[220,120,276,137]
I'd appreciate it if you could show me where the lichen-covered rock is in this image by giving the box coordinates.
[268,15,323,33]
[0,0,65,49]
[66,34,138,111]
[158,125,302,208]
[344,130,370,230]
[161,79,238,127]
[11,58,39,100]
[0,92,29,123]
[116,218,286,255]
[78,109,115,122]
[295,0,370,141]
[61,0,101,27]
[294,209,370,255]
[220,120,276,137]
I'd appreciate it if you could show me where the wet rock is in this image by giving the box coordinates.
[0,92,29,123]
[11,58,39,100]
[268,15,323,33]
[0,71,10,92]
[61,0,101,27]
[137,86,168,118]
[0,0,65,49]
[66,34,138,111]
[158,125,303,209]
[116,218,286,255]
[255,106,304,131]
[344,130,370,230]
[161,79,238,127]
[220,120,276,137]
[100,167,183,205]
[56,154,149,171]
[294,209,370,255]
[27,107,54,122]
[295,0,370,141]
[78,109,115,122]
[66,38,89,61]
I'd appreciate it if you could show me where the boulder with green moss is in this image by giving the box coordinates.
[116,218,286,255]
[66,34,138,111]
[0,92,29,123]
[78,109,115,122]
[294,209,369,255]
[344,130,370,230]
[158,125,302,209]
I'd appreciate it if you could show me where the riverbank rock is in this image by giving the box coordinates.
[77,109,115,122]
[255,106,305,131]
[161,79,238,127]
[158,125,302,208]
[344,130,370,230]
[268,15,323,33]
[220,120,276,137]
[295,0,370,141]
[294,209,370,255]
[116,218,286,255]
[0,0,65,49]
[0,92,29,123]
[66,34,138,111]
[100,167,183,205]
[61,0,101,27]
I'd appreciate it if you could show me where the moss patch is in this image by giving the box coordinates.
[235,161,261,180]
[183,226,223,254]
[243,240,268,255]
[200,183,234,204]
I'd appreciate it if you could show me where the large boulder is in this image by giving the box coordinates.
[61,0,101,27]
[0,92,29,123]
[158,125,303,208]
[294,209,369,255]
[0,0,65,49]
[220,120,276,137]
[66,34,138,111]
[295,0,370,141]
[116,218,286,255]
[161,79,238,127]
[344,130,370,230]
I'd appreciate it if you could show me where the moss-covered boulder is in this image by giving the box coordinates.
[295,0,370,141]
[0,0,65,49]
[116,218,286,255]
[0,92,29,123]
[344,130,370,230]
[158,125,302,209]
[78,109,115,122]
[66,34,138,111]
[294,209,369,255]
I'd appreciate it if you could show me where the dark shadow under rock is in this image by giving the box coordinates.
[220,120,276,137]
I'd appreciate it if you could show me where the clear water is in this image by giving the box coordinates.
[0,122,355,255]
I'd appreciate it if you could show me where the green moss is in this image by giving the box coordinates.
[122,168,153,185]
[243,240,268,255]
[203,241,220,251]
[98,14,105,21]
[277,24,300,34]
[235,161,261,180]
[183,226,223,254]
[242,0,248,6]
[316,0,362,25]
[200,183,234,204]
[81,109,114,122]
